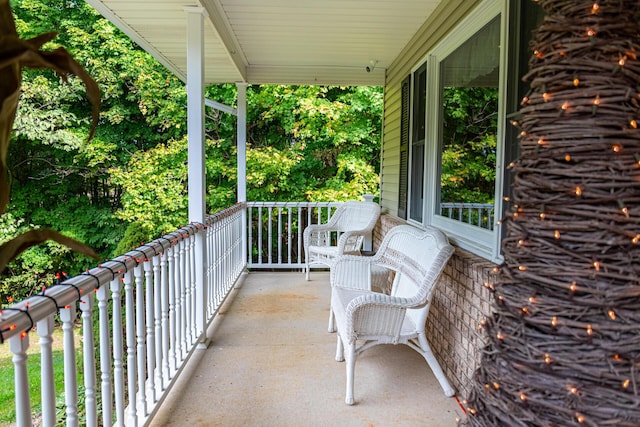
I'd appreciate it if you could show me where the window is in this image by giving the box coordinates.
[409,63,427,223]
[399,0,541,261]
[437,15,500,234]
[428,1,503,258]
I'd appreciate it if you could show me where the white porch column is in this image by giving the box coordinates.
[237,83,247,203]
[237,83,248,265]
[185,6,208,342]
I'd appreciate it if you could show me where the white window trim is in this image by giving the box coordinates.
[407,0,508,263]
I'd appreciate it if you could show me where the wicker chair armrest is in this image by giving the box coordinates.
[345,293,411,341]
[336,230,369,254]
[304,223,337,247]
[346,292,411,313]
[305,222,338,234]
[331,255,377,290]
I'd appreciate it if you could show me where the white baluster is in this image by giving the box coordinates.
[134,264,148,417]
[214,224,219,313]
[181,238,189,357]
[80,292,97,427]
[194,232,203,343]
[226,217,232,285]
[37,315,55,427]
[10,333,32,427]
[267,207,273,264]
[287,205,292,264]
[215,222,222,302]
[192,234,199,341]
[231,214,238,273]
[231,214,236,272]
[225,216,231,276]
[187,233,195,346]
[232,215,237,272]
[144,258,156,404]
[223,221,228,290]
[226,216,233,274]
[238,210,244,271]
[224,216,230,273]
[96,283,113,427]
[175,240,184,361]
[277,206,282,264]
[206,226,214,316]
[229,216,235,277]
[189,233,195,343]
[220,219,226,287]
[247,207,253,265]
[153,255,164,393]
[257,206,263,264]
[160,251,171,386]
[110,277,125,427]
[216,222,223,307]
[60,305,78,427]
[297,205,303,265]
[231,217,236,275]
[183,237,192,346]
[167,246,177,374]
[192,234,200,343]
[123,270,137,426]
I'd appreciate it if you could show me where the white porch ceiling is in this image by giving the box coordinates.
[84,0,443,86]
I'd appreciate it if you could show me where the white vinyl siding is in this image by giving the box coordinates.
[381,0,481,218]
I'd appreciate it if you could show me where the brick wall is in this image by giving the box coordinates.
[375,214,495,400]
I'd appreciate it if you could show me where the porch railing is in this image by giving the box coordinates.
[440,202,495,230]
[0,203,245,427]
[246,201,341,269]
[0,198,483,426]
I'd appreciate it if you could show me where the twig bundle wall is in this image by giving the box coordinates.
[466,1,640,425]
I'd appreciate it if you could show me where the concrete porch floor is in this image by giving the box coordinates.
[152,271,465,426]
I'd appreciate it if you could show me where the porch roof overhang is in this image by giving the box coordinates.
[84,0,443,86]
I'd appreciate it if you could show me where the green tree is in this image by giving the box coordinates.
[440,86,498,203]
[111,84,383,244]
[4,0,187,299]
[4,0,384,301]
[110,137,189,251]
[247,85,382,200]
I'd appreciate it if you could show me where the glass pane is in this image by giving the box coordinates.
[438,15,500,230]
[410,142,424,222]
[409,63,427,222]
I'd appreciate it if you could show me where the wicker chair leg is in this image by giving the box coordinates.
[328,308,335,332]
[417,334,455,397]
[335,334,344,362]
[345,343,356,405]
[305,263,310,281]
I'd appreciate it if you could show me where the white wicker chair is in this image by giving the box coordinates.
[303,201,380,281]
[329,224,455,405]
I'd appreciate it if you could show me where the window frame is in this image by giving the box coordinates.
[408,62,427,223]
[405,0,507,262]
